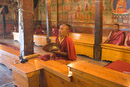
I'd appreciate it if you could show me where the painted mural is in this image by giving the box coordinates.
[0,0,130,27]
[38,0,130,26]
[112,0,130,24]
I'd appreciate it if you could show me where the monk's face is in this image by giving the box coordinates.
[113,25,119,32]
[59,25,68,37]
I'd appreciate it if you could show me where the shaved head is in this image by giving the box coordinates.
[59,24,69,37]
[60,24,69,30]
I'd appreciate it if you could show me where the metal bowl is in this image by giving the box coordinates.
[43,43,59,52]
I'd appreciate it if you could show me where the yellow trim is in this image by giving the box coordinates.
[58,37,64,44]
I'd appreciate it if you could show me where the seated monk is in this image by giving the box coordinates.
[104,24,125,45]
[124,33,130,47]
[34,25,45,35]
[41,24,77,61]
[52,26,58,36]
[53,24,77,60]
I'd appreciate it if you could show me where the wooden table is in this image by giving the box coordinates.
[101,44,130,63]
[69,33,94,58]
[11,58,42,87]
[0,44,129,87]
[0,44,19,69]
[69,33,106,58]
[12,32,108,59]
[0,44,42,87]
[13,32,56,46]
[68,61,130,87]
[13,32,20,42]
[33,34,56,46]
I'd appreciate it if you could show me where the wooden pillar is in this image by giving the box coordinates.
[18,0,34,57]
[94,0,103,60]
[2,7,6,38]
[56,0,59,28]
[45,0,51,43]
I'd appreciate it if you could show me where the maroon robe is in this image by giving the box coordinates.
[35,26,44,35]
[68,28,72,32]
[52,27,58,36]
[126,33,130,46]
[55,36,77,60]
[108,30,125,45]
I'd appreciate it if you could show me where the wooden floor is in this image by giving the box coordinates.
[0,64,14,87]
[0,34,109,87]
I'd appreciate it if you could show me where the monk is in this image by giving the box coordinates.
[124,33,130,47]
[52,26,58,36]
[53,24,77,60]
[40,24,77,61]
[34,25,45,35]
[104,24,125,45]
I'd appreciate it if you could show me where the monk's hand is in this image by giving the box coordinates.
[52,50,61,54]
[52,50,67,56]
[50,53,54,60]
[104,38,110,43]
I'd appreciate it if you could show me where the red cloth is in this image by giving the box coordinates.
[55,36,77,60]
[52,27,58,36]
[105,60,130,73]
[35,26,44,35]
[126,33,130,46]
[38,54,50,61]
[108,30,125,45]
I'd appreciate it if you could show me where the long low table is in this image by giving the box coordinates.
[13,32,56,46]
[0,44,130,87]
[10,57,130,87]
[101,44,130,63]
[0,44,20,69]
[12,32,99,58]
[13,32,130,63]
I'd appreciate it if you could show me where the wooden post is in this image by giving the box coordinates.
[45,0,51,43]
[56,0,59,28]
[18,0,34,57]
[94,0,103,60]
[2,7,6,38]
